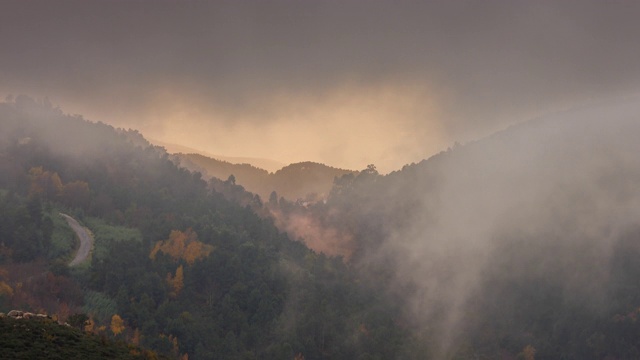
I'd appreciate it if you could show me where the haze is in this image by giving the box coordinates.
[2,1,640,172]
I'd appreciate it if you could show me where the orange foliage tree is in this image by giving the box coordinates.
[150,229,213,265]
[28,166,63,200]
[84,317,95,333]
[167,265,184,297]
[111,314,125,336]
[0,267,13,298]
[520,345,536,360]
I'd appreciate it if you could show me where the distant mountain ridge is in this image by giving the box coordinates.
[148,138,286,172]
[173,152,356,201]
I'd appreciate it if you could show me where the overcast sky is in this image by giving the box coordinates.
[2,1,640,172]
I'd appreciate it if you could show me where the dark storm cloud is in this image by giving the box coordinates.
[2,0,640,169]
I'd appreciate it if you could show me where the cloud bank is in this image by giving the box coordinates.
[2,1,640,170]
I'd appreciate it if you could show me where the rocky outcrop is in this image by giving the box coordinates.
[5,309,52,320]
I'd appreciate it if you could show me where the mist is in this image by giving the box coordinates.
[339,98,640,357]
[3,1,640,171]
[3,0,640,357]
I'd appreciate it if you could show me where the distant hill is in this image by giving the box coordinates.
[148,138,286,172]
[294,97,640,358]
[173,152,356,201]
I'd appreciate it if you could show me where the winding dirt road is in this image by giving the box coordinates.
[60,213,94,266]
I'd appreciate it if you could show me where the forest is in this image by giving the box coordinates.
[2,96,640,359]
[0,96,406,359]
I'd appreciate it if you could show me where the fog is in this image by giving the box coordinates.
[3,60,640,359]
[349,98,640,357]
[3,1,640,171]
[4,1,640,356]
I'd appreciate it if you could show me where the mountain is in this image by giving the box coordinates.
[279,97,640,358]
[173,152,356,201]
[148,138,286,172]
[0,96,406,359]
[4,94,640,359]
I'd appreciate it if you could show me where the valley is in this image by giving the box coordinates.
[2,96,640,359]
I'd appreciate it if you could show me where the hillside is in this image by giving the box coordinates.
[0,315,165,360]
[173,152,356,201]
[0,96,406,359]
[150,139,286,172]
[4,95,640,359]
[277,97,640,358]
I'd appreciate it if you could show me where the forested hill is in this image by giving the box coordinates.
[5,94,640,359]
[271,98,640,358]
[0,96,408,359]
[173,152,356,201]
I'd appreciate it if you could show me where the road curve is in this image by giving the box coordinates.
[60,213,94,266]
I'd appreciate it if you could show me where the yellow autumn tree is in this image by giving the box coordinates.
[85,317,105,334]
[111,314,125,336]
[519,344,536,360]
[0,267,13,297]
[28,166,63,200]
[167,265,184,297]
[171,335,180,357]
[184,241,212,265]
[159,334,181,358]
[150,229,213,264]
[0,281,13,297]
[85,317,95,333]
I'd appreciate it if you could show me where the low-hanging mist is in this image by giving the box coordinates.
[4,92,640,358]
[5,1,640,175]
[319,97,640,358]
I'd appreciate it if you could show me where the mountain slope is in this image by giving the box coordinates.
[0,96,407,360]
[0,316,165,360]
[174,152,356,201]
[289,97,640,358]
[149,138,286,172]
[6,94,640,359]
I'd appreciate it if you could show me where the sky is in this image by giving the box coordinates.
[2,1,640,172]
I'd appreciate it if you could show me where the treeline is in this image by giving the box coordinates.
[175,152,355,202]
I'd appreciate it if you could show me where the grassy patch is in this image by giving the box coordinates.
[83,291,118,324]
[83,217,142,261]
[48,211,77,261]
